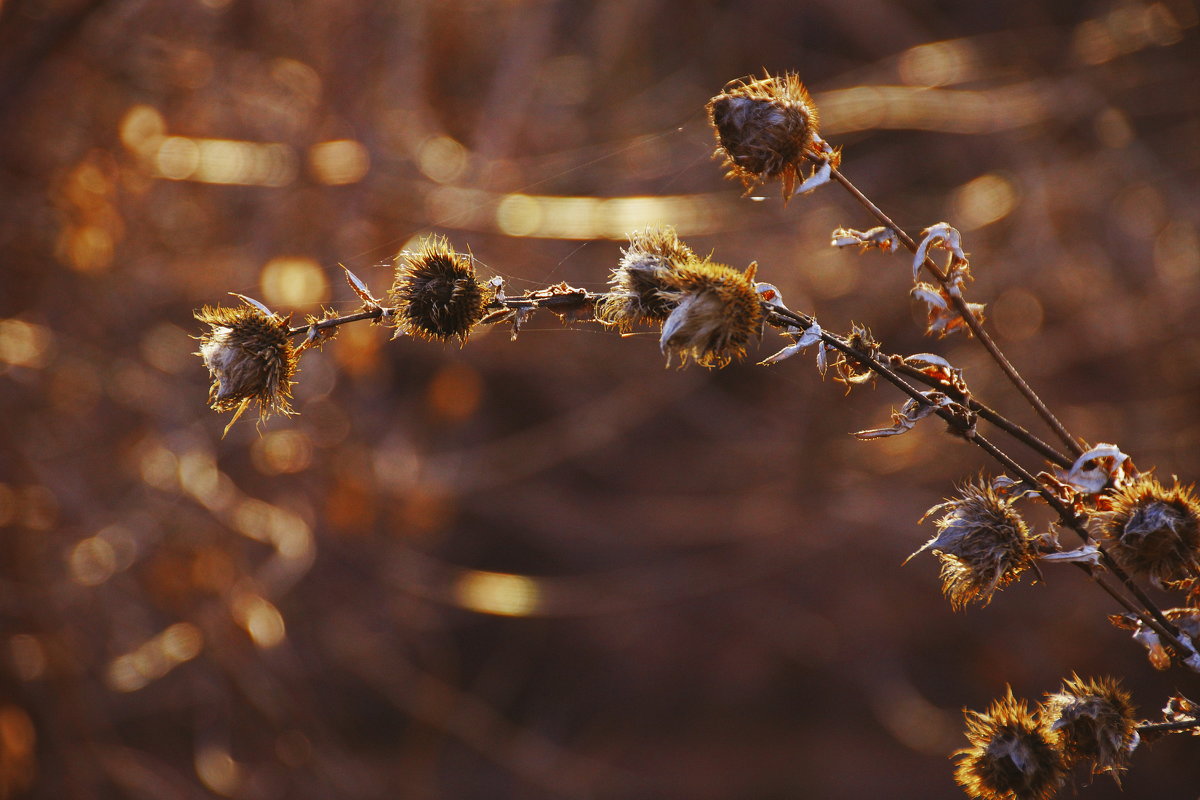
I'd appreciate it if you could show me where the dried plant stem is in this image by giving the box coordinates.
[1138,718,1200,735]
[288,308,386,337]
[817,159,1084,459]
[893,363,1072,469]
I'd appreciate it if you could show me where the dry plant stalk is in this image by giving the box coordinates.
[194,70,1200,797]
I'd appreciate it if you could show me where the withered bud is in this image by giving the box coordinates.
[389,236,489,344]
[195,302,298,432]
[1040,675,1138,784]
[658,258,763,368]
[956,689,1067,800]
[596,227,695,331]
[707,72,820,201]
[910,480,1040,609]
[1100,476,1200,585]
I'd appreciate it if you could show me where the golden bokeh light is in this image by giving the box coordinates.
[496,192,719,239]
[68,536,119,587]
[232,497,314,560]
[417,135,467,184]
[260,256,329,309]
[0,319,52,369]
[251,429,314,475]
[119,105,166,156]
[153,135,296,186]
[231,593,286,648]
[309,139,370,185]
[155,136,200,179]
[951,173,1017,230]
[898,40,979,87]
[105,622,204,693]
[195,745,241,796]
[454,570,541,617]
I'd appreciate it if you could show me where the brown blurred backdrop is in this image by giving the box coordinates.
[1,0,1199,797]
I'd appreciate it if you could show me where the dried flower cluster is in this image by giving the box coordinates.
[195,300,298,433]
[909,480,1041,609]
[595,226,696,330]
[193,69,1200,797]
[957,678,1141,800]
[1041,675,1138,783]
[597,226,764,367]
[1101,476,1200,585]
[956,689,1067,800]
[389,235,490,344]
[707,72,824,200]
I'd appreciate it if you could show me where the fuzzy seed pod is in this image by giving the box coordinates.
[595,227,695,331]
[910,480,1039,609]
[1100,476,1200,585]
[707,72,820,201]
[956,689,1067,800]
[195,303,298,430]
[658,258,763,368]
[389,236,489,344]
[1040,675,1138,784]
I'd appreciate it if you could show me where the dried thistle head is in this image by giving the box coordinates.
[658,258,763,368]
[195,301,298,433]
[596,227,695,331]
[1100,476,1200,585]
[956,689,1067,800]
[707,72,820,201]
[1040,675,1138,784]
[910,480,1040,609]
[389,236,489,344]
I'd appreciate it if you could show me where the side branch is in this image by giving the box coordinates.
[816,157,1084,458]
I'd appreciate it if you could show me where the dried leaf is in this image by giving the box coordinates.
[912,282,985,337]
[1040,544,1102,566]
[341,264,382,308]
[913,222,967,282]
[228,292,274,316]
[1059,443,1136,495]
[854,391,950,440]
[760,322,822,365]
[830,225,899,253]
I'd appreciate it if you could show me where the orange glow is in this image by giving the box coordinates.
[426,363,482,423]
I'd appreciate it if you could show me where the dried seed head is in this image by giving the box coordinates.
[956,688,1067,800]
[596,227,695,331]
[1100,476,1200,584]
[707,72,820,200]
[389,236,489,344]
[195,302,298,431]
[1040,675,1138,784]
[658,258,763,368]
[911,480,1039,609]
[832,323,879,392]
